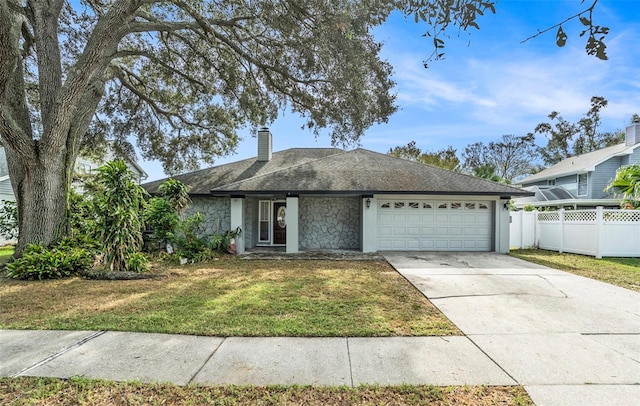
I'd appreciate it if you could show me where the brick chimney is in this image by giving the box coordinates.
[625,117,640,146]
[257,127,272,162]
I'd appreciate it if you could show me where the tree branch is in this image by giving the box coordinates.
[520,0,598,44]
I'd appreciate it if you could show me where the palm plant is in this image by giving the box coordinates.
[606,164,640,208]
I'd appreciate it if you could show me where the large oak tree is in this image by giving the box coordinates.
[0,0,397,254]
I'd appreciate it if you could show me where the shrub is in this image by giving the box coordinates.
[144,197,179,251]
[0,200,18,240]
[5,243,94,280]
[174,212,207,260]
[93,160,147,272]
[127,252,150,273]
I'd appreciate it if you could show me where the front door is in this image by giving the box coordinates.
[273,202,287,244]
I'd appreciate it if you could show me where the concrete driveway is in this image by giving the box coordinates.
[383,251,640,406]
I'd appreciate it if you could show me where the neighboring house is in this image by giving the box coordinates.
[0,145,148,200]
[515,121,640,209]
[143,128,531,254]
[74,148,148,185]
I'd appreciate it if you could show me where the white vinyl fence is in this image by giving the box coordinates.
[510,208,640,258]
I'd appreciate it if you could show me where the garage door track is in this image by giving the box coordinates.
[383,251,640,406]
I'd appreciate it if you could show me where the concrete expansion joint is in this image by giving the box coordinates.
[465,336,520,385]
[187,337,226,385]
[345,337,355,388]
[14,330,106,378]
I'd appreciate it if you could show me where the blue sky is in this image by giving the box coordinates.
[140,0,640,181]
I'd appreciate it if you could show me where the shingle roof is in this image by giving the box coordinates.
[521,143,639,184]
[142,148,342,195]
[143,147,531,197]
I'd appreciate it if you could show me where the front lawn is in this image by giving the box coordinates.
[0,259,459,336]
[510,249,640,292]
[0,377,533,405]
[0,245,14,265]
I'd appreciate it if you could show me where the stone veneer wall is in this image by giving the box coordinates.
[244,198,255,248]
[185,197,231,236]
[299,196,360,250]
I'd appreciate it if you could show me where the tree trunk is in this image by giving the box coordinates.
[7,146,71,255]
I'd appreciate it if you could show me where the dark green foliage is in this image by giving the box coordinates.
[5,243,94,280]
[144,197,180,251]
[68,189,97,242]
[461,134,536,183]
[531,96,623,166]
[173,212,207,260]
[0,200,18,240]
[93,160,147,272]
[157,178,191,217]
[388,141,460,170]
[127,252,150,274]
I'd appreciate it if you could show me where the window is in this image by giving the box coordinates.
[577,173,588,196]
[422,202,433,209]
[408,202,419,209]
[478,203,489,210]
[547,179,556,186]
[394,201,405,209]
[258,201,270,242]
[380,202,391,209]
[451,202,461,209]
[465,203,476,210]
[437,202,448,209]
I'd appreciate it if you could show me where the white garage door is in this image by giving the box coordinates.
[377,199,493,251]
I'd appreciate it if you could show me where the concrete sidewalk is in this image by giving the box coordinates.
[383,252,640,406]
[1,330,515,387]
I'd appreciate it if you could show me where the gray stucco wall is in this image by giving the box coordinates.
[186,197,231,236]
[299,196,360,250]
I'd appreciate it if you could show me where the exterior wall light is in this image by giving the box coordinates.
[366,198,371,208]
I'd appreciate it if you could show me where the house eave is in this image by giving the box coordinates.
[209,189,534,197]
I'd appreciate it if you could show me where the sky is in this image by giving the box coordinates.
[139,0,640,182]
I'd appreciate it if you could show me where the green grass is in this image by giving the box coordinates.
[0,377,533,405]
[0,245,14,265]
[510,249,640,292]
[0,259,459,336]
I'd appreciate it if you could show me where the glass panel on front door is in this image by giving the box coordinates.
[273,202,287,244]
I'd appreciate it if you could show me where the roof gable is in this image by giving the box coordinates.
[521,143,639,184]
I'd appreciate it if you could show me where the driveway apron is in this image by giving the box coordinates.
[383,251,640,406]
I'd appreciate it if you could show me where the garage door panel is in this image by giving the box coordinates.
[378,214,393,225]
[463,240,474,249]
[406,240,420,249]
[435,240,449,249]
[449,240,463,249]
[377,200,493,251]
[421,240,435,249]
[450,214,463,223]
[421,227,434,235]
